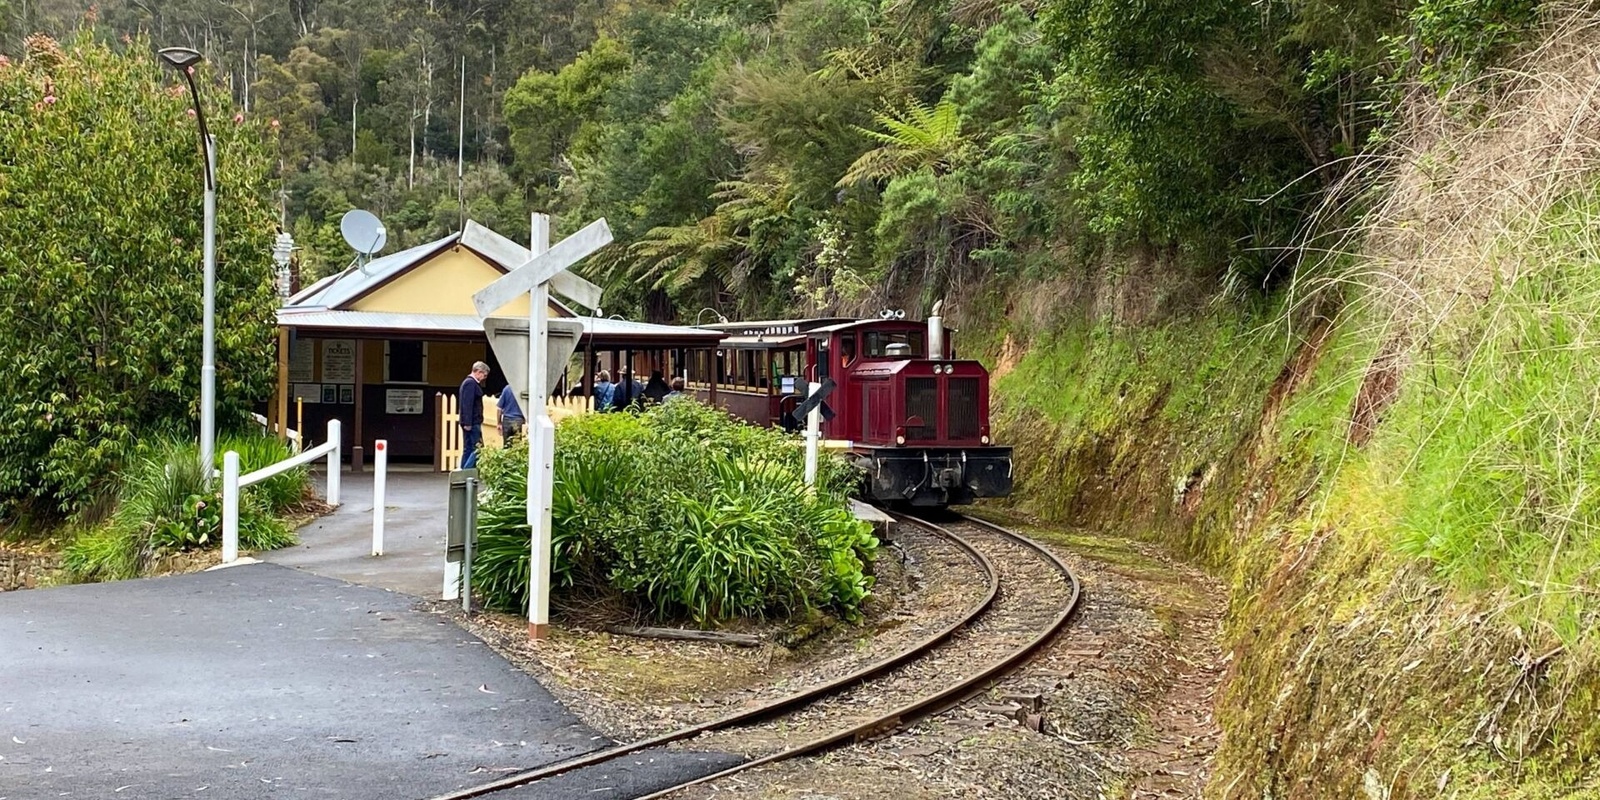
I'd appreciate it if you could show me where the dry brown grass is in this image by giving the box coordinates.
[1291,4,1600,342]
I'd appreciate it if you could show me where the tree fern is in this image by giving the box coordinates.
[838,99,965,187]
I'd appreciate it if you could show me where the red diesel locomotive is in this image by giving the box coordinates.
[693,305,1013,507]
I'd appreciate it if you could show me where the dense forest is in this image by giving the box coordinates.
[0,0,1538,320]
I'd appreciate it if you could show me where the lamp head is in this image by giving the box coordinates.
[157,47,204,71]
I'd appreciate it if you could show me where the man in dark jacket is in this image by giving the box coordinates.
[459,361,489,469]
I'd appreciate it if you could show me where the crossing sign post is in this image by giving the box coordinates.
[472,213,609,639]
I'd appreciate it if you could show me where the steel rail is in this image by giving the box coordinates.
[425,520,1001,800]
[628,511,1082,799]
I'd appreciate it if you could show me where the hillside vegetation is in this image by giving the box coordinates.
[986,8,1600,794]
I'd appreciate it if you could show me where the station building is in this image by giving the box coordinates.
[271,219,724,466]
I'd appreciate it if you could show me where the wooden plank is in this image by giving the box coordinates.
[605,625,762,647]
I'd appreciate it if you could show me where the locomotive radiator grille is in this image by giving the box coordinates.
[905,378,939,440]
[947,377,980,440]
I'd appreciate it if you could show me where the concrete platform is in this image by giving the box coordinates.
[0,565,603,799]
[267,469,450,598]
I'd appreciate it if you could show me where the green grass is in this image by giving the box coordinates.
[61,433,304,582]
[984,301,1290,565]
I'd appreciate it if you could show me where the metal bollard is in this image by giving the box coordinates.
[326,418,341,506]
[221,450,240,563]
[372,439,387,556]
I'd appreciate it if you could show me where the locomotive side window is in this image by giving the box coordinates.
[865,330,926,359]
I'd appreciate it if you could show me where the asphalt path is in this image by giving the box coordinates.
[1,565,605,798]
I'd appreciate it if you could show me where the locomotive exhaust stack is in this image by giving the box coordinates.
[928,300,945,359]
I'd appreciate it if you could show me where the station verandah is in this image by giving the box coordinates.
[270,219,725,466]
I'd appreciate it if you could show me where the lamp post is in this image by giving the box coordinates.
[159,46,218,475]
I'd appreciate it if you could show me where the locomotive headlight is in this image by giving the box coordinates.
[896,435,907,445]
[894,425,907,446]
[981,434,991,445]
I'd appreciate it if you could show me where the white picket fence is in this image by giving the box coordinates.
[220,419,342,563]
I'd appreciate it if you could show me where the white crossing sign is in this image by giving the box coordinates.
[482,316,583,404]
[472,214,611,640]
[470,219,611,319]
[462,221,604,311]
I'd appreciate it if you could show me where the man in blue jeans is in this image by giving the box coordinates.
[459,361,489,469]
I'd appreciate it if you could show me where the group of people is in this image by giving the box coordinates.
[588,369,687,412]
[457,361,688,469]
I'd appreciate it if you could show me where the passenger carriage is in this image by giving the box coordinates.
[693,308,1013,507]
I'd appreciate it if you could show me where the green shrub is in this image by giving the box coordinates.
[61,435,302,582]
[219,433,307,513]
[473,402,878,625]
[0,32,281,517]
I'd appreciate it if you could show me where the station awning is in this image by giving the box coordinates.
[275,309,726,349]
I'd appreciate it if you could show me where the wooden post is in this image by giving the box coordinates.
[583,337,595,403]
[276,328,291,441]
[353,338,366,454]
[528,213,554,640]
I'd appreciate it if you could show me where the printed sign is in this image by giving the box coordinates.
[386,388,424,415]
[321,339,356,383]
[292,383,320,403]
[339,384,355,404]
[321,384,337,404]
[288,340,315,383]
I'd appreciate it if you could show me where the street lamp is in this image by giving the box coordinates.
[159,46,218,475]
[695,308,729,326]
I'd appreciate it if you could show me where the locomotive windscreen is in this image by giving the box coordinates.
[947,377,980,440]
[905,377,938,440]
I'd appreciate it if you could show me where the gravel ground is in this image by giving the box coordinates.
[432,523,991,742]
[673,520,1074,757]
[669,516,1226,800]
[440,517,1226,800]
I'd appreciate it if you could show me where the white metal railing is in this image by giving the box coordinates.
[250,412,303,453]
[220,419,341,563]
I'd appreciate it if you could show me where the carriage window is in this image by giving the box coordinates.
[864,331,925,358]
[840,335,857,367]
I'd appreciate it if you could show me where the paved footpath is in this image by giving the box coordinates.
[1,468,740,799]
[266,470,452,598]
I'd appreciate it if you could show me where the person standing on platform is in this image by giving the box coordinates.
[594,370,616,412]
[664,376,688,402]
[459,361,489,469]
[498,383,525,442]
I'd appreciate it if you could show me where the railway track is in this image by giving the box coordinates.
[426,513,1080,800]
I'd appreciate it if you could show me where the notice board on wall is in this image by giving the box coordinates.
[321,339,356,383]
[386,389,424,415]
[288,340,315,383]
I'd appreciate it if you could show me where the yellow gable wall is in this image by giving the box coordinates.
[349,246,535,316]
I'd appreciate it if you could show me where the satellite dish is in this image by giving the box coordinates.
[340,209,387,267]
